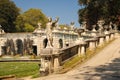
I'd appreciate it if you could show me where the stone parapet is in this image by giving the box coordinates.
[85,38,98,50]
[97,35,105,46]
[105,34,110,42]
[78,43,87,56]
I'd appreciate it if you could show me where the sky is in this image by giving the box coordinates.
[12,0,81,27]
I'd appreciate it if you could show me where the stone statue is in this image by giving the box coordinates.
[46,17,59,48]
[33,22,42,33]
[38,22,42,30]
[70,22,75,30]
[0,25,5,34]
[97,20,104,34]
[113,23,118,31]
[81,21,87,31]
[92,25,96,31]
[109,22,113,31]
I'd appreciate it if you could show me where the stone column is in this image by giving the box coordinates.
[53,56,60,72]
[98,36,105,46]
[0,46,1,56]
[52,49,61,72]
[39,57,48,75]
[89,42,94,50]
[78,46,81,56]
[110,33,114,40]
[95,38,99,47]
[105,34,110,42]
[81,46,85,55]
[0,38,5,56]
[62,35,66,48]
[37,45,41,55]
[39,48,54,75]
[88,40,96,50]
[115,32,119,38]
[40,57,45,68]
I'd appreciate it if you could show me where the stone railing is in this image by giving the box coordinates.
[39,31,119,76]
[39,42,87,75]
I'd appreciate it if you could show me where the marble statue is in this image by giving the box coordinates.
[33,22,42,33]
[81,21,87,31]
[70,22,75,30]
[0,25,5,34]
[97,20,104,34]
[109,22,113,31]
[113,23,118,31]
[46,17,59,48]
[38,22,42,30]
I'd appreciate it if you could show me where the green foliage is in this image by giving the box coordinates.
[0,62,39,77]
[24,23,34,32]
[15,8,48,32]
[78,0,120,28]
[0,0,20,32]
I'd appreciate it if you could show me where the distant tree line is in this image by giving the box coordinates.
[0,0,48,32]
[78,0,120,30]
[0,0,19,32]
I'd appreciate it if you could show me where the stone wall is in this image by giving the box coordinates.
[0,30,79,56]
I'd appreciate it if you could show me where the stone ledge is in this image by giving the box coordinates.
[0,75,16,80]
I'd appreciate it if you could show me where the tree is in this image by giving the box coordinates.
[78,0,120,29]
[0,0,20,32]
[15,8,48,32]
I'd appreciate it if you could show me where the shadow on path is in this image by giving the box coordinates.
[71,57,120,80]
[94,57,120,80]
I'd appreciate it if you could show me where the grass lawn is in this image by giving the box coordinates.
[0,62,40,78]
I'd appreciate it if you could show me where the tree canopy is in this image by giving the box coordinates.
[0,0,20,32]
[15,8,48,32]
[78,0,120,29]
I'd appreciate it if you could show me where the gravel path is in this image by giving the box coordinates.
[28,38,120,80]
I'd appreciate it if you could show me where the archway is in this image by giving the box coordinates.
[43,38,48,48]
[32,46,37,55]
[1,46,7,55]
[16,39,23,55]
[59,39,63,48]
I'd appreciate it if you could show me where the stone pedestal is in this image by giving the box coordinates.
[40,48,53,75]
[0,46,1,56]
[52,49,61,72]
[115,32,119,38]
[98,36,105,46]
[53,56,60,72]
[78,44,86,56]
[89,41,96,50]
[39,57,49,76]
[78,46,81,56]
[105,34,110,42]
[110,33,114,40]
[81,46,85,55]
[40,48,61,73]
[86,39,97,50]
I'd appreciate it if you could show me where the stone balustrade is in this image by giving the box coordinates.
[39,31,118,75]
[97,36,105,46]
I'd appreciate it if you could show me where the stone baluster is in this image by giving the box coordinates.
[78,43,86,56]
[98,36,105,46]
[86,39,97,50]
